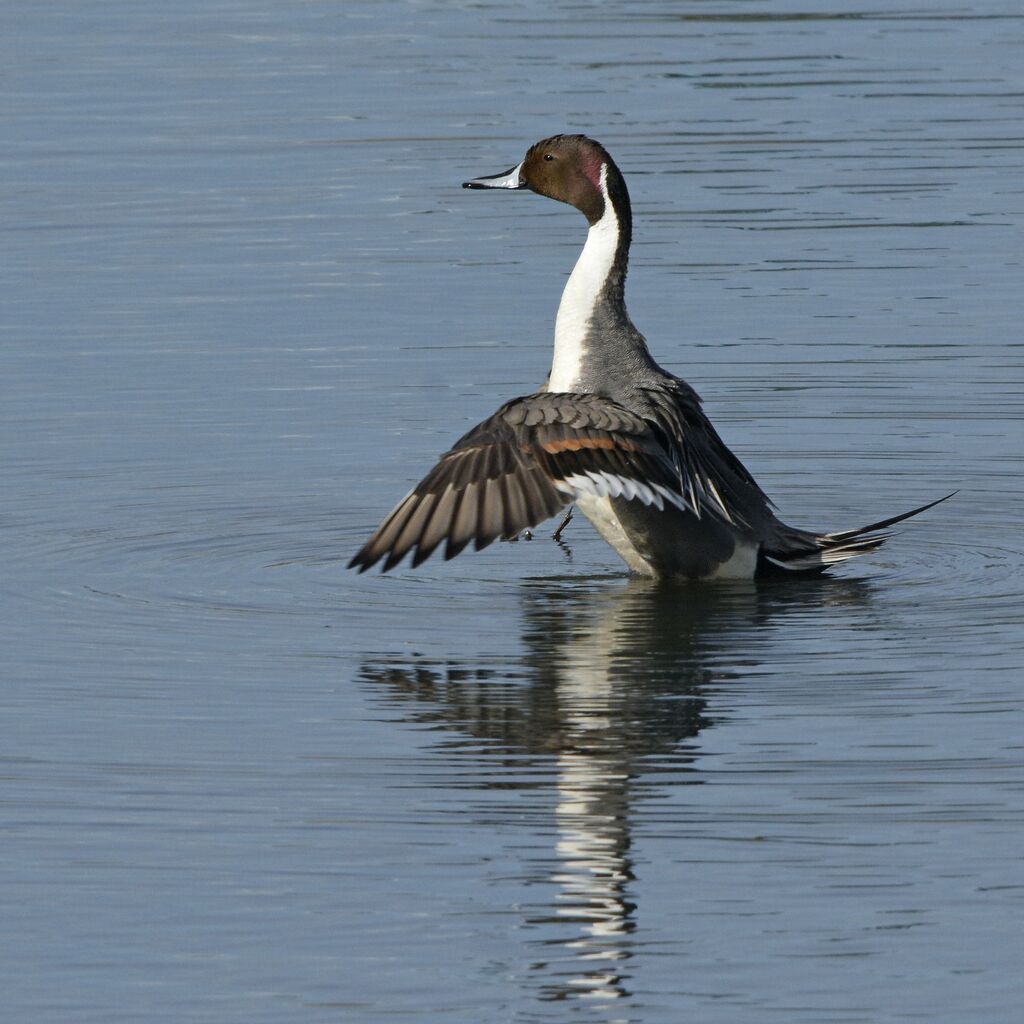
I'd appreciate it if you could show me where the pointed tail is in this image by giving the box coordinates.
[759,491,956,574]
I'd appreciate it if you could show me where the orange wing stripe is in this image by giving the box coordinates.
[538,437,639,454]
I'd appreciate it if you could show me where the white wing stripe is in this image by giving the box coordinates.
[556,471,696,513]
[598,471,624,499]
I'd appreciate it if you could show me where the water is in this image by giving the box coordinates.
[2,1,1023,1021]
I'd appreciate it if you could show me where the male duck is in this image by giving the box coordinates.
[350,135,949,579]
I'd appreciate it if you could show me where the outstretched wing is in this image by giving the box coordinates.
[349,392,690,573]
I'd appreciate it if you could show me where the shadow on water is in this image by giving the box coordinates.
[358,574,875,1005]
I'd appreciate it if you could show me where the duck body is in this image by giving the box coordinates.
[350,135,949,579]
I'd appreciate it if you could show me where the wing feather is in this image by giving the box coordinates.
[445,481,480,561]
[498,472,526,541]
[477,477,506,550]
[365,491,417,560]
[412,486,459,567]
[381,491,438,571]
[636,381,776,526]
[349,391,713,573]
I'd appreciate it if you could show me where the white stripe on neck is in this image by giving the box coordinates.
[549,164,618,393]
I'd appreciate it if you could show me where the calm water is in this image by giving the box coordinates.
[3,1,1023,1021]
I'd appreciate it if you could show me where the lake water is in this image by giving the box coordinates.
[3,1,1023,1021]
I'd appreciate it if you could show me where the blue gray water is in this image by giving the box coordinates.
[3,2,1023,1021]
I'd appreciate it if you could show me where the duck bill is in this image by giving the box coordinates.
[462,161,525,190]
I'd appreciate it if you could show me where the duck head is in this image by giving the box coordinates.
[463,134,628,228]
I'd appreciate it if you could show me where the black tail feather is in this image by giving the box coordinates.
[825,490,957,542]
[758,491,955,576]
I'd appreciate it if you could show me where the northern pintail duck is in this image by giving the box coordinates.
[350,134,949,579]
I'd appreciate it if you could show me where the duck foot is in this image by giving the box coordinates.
[552,506,574,542]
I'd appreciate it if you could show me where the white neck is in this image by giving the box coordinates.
[549,165,618,392]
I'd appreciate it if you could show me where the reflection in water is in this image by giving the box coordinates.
[360,577,872,1005]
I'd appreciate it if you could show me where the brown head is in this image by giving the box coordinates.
[463,134,630,228]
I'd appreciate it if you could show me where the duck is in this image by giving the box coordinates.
[349,134,950,579]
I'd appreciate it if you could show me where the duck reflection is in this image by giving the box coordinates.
[359,575,871,1003]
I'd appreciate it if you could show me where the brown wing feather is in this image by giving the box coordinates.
[348,392,685,573]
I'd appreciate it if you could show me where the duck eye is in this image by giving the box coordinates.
[544,153,555,162]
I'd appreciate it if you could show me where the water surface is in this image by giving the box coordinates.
[3,2,1023,1021]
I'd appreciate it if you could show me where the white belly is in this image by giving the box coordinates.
[576,495,657,576]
